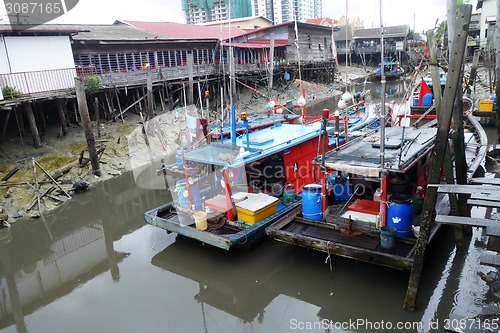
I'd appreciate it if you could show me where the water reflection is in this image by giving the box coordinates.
[0,172,167,333]
[151,230,458,332]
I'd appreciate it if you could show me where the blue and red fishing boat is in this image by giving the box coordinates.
[144,99,378,250]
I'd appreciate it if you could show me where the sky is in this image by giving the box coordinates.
[0,0,475,33]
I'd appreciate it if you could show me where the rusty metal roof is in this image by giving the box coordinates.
[121,20,247,40]
[222,39,289,49]
[353,25,410,39]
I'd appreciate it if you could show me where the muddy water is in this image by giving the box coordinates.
[1,84,498,333]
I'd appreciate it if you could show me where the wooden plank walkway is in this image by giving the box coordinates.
[434,177,500,268]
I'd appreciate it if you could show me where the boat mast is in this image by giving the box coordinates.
[227,1,237,145]
[378,0,386,226]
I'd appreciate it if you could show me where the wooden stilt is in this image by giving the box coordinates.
[13,108,25,146]
[56,99,68,136]
[134,89,141,113]
[141,86,146,111]
[159,86,166,111]
[114,87,124,123]
[73,99,79,123]
[95,97,101,138]
[75,77,101,177]
[34,103,46,132]
[105,93,115,121]
[404,4,472,311]
[24,103,41,148]
[1,109,11,138]
[165,83,172,110]
[187,52,194,105]
[467,49,480,93]
[32,157,43,215]
[146,68,154,119]
[452,77,472,246]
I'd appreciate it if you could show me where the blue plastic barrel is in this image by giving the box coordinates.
[175,179,201,210]
[386,194,413,237]
[422,92,433,106]
[327,175,353,201]
[302,184,323,221]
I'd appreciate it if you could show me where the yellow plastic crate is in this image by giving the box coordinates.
[235,193,279,225]
[479,99,494,112]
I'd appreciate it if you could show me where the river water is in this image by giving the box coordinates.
[1,79,499,333]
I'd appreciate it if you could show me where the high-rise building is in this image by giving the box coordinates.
[251,0,322,24]
[183,0,253,24]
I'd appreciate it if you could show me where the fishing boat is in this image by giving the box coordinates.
[208,103,301,140]
[408,71,448,116]
[144,98,379,250]
[265,106,487,270]
[265,2,487,267]
[371,60,405,81]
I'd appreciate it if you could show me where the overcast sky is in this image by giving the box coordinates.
[1,0,478,33]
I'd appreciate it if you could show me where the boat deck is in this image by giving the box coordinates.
[266,202,441,271]
[145,200,303,250]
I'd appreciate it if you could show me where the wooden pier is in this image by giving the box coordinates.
[433,177,500,267]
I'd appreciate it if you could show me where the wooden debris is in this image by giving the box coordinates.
[1,166,19,182]
[34,160,72,199]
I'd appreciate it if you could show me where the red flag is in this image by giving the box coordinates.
[424,44,429,58]
[418,78,431,106]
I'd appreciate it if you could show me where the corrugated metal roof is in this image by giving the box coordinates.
[353,25,410,39]
[0,24,80,35]
[122,20,247,40]
[222,39,289,49]
[0,24,165,41]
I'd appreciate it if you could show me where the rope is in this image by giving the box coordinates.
[324,241,332,272]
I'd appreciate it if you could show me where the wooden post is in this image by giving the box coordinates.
[56,99,68,136]
[95,97,101,138]
[134,89,141,113]
[114,87,124,123]
[159,85,166,112]
[34,103,46,132]
[451,84,472,249]
[24,103,41,148]
[426,30,442,113]
[1,109,11,138]
[12,107,25,147]
[268,34,275,98]
[105,93,115,122]
[75,78,101,177]
[32,157,42,215]
[187,51,194,105]
[404,4,472,311]
[467,49,480,94]
[73,99,79,123]
[146,68,154,119]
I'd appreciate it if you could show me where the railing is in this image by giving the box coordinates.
[0,63,268,97]
[0,67,79,96]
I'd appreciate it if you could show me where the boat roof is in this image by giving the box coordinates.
[378,61,400,66]
[320,125,437,177]
[423,72,447,86]
[183,122,329,168]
